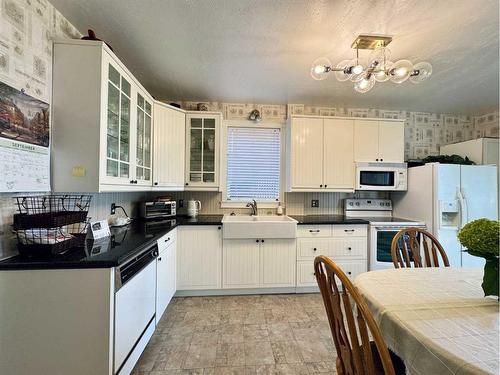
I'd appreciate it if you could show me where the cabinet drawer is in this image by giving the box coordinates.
[158,229,177,252]
[296,259,367,287]
[297,238,332,258]
[298,237,367,259]
[297,225,332,238]
[330,238,367,258]
[332,225,367,237]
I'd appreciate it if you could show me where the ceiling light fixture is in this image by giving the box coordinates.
[310,34,433,93]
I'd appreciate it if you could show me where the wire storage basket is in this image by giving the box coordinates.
[13,195,92,256]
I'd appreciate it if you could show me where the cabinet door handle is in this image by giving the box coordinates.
[158,257,162,261]
[309,229,320,233]
[324,185,328,188]
[262,239,265,243]
[313,248,317,251]
[256,239,259,243]
[130,180,134,184]
[154,182,158,186]
[344,229,355,232]
[218,226,221,230]
[347,271,352,275]
[320,184,323,188]
[185,183,189,186]
[376,158,379,161]
[348,247,352,250]
[312,272,316,276]
[380,159,383,161]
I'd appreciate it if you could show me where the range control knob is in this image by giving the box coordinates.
[355,202,360,206]
[380,202,384,206]
[386,202,391,206]
[349,202,354,206]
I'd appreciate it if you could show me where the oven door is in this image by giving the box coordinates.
[356,169,398,191]
[369,225,423,270]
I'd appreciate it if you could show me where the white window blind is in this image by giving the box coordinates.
[226,127,281,201]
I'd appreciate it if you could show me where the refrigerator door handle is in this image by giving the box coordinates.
[457,189,468,229]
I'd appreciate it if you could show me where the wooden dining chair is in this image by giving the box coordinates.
[391,227,450,269]
[314,256,405,375]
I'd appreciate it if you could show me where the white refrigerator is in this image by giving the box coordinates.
[392,163,498,267]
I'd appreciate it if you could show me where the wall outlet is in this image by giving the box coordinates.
[311,199,319,208]
[110,203,116,215]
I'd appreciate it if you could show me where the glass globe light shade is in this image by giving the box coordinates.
[389,59,413,83]
[374,60,393,82]
[346,59,364,82]
[354,73,375,93]
[310,57,332,80]
[334,59,352,82]
[369,46,392,67]
[409,61,433,84]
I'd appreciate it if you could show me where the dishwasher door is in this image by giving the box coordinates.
[114,259,156,373]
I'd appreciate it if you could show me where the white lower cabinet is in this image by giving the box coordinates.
[177,225,222,290]
[223,238,296,289]
[296,225,368,287]
[156,230,177,323]
[223,239,260,288]
[260,239,296,287]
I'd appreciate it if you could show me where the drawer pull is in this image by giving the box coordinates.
[158,257,162,261]
[347,271,352,275]
[344,229,355,233]
[348,247,352,250]
[313,248,317,252]
[309,229,321,233]
[165,237,170,242]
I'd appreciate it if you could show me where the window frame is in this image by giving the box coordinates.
[220,120,285,209]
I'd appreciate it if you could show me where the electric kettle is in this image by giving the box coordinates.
[187,200,201,217]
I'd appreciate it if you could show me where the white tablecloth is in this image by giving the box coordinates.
[354,268,499,375]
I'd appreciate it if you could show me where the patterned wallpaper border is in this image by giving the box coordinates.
[168,100,499,160]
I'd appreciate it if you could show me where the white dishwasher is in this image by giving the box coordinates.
[114,243,158,374]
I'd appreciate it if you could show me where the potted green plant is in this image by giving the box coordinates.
[458,218,499,297]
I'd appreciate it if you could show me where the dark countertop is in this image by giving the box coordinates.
[0,215,223,271]
[289,214,369,225]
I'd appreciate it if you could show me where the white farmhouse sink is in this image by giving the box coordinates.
[222,215,298,239]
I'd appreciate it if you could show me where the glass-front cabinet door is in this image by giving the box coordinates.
[185,113,220,189]
[104,63,132,184]
[135,92,152,185]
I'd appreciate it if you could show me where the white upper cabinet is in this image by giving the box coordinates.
[287,116,355,192]
[153,102,186,190]
[52,40,154,192]
[185,112,222,190]
[354,119,405,162]
[289,117,324,189]
[353,120,380,162]
[323,119,355,189]
[377,120,405,162]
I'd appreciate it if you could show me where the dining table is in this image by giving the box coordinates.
[354,267,499,375]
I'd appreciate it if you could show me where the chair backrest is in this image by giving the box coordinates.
[390,227,450,268]
[314,255,396,375]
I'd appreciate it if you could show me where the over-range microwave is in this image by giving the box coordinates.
[355,162,407,191]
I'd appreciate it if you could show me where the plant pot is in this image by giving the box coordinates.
[482,257,499,298]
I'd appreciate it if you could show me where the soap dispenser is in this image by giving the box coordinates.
[276,202,283,216]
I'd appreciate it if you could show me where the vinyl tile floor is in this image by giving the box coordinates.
[132,293,338,375]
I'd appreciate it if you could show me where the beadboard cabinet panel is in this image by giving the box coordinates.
[223,239,260,288]
[290,117,324,189]
[153,102,186,190]
[354,120,380,162]
[378,120,405,162]
[177,226,222,290]
[260,239,296,287]
[323,119,355,189]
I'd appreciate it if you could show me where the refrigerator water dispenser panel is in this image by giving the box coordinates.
[439,200,460,229]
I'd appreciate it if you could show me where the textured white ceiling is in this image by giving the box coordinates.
[51,0,499,114]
